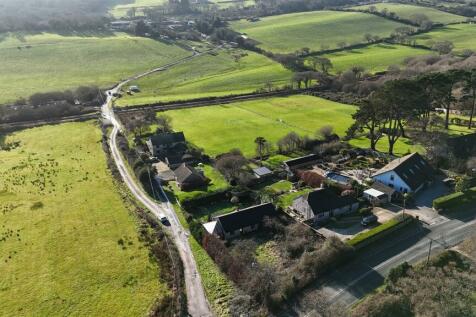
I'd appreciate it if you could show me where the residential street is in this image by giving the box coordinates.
[101,53,213,317]
[290,207,476,316]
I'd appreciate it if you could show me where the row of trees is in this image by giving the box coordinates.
[348,69,476,154]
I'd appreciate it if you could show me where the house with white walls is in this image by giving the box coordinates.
[371,153,433,194]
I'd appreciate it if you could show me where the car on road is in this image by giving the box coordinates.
[158,213,168,224]
[361,214,378,226]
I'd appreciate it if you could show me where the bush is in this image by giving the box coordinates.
[432,187,476,212]
[347,217,410,247]
[359,207,372,216]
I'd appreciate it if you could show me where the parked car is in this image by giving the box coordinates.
[361,214,378,226]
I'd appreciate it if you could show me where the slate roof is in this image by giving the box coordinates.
[284,154,319,169]
[216,203,276,233]
[372,153,433,191]
[149,132,185,147]
[174,163,207,184]
[301,188,358,214]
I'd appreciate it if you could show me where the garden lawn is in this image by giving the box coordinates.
[162,95,357,157]
[230,10,405,53]
[116,49,292,106]
[170,164,229,202]
[319,43,433,73]
[0,32,189,105]
[351,3,466,24]
[410,24,476,53]
[0,122,165,316]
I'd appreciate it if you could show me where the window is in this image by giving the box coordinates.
[390,175,394,181]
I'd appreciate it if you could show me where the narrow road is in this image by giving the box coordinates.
[101,52,212,317]
[292,208,476,316]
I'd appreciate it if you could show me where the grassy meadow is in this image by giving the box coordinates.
[351,3,466,24]
[0,32,190,105]
[162,95,357,157]
[230,10,405,53]
[110,0,168,17]
[116,49,292,106]
[318,43,433,73]
[410,24,476,53]
[0,122,165,316]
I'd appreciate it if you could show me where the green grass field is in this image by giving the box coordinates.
[230,10,405,53]
[410,24,476,53]
[318,43,433,73]
[0,32,189,105]
[351,3,466,24]
[0,122,165,316]
[110,0,168,17]
[162,95,356,157]
[116,49,292,106]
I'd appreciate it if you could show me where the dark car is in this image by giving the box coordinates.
[361,214,378,226]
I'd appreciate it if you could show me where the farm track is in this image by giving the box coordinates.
[102,51,213,317]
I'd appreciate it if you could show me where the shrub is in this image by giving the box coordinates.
[432,187,476,212]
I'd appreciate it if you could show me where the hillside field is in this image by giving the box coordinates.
[117,49,292,106]
[110,0,167,17]
[410,24,476,53]
[318,43,433,73]
[0,32,190,105]
[0,122,165,316]
[161,95,356,157]
[351,3,466,24]
[230,10,405,53]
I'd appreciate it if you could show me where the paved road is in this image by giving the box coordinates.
[101,53,212,317]
[292,208,476,316]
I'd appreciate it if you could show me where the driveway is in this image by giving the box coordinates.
[405,180,450,225]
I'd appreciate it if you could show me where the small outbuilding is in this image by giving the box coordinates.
[363,188,388,205]
[253,166,273,179]
[174,163,209,191]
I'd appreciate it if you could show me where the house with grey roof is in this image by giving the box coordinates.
[204,203,277,240]
[371,153,433,193]
[292,188,359,223]
[174,163,209,191]
[146,132,186,157]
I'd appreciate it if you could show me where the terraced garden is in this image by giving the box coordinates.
[351,3,466,24]
[318,43,433,73]
[117,49,292,106]
[230,10,406,53]
[0,32,189,105]
[0,122,165,316]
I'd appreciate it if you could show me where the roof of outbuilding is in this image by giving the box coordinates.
[253,166,272,176]
[372,153,433,191]
[149,132,185,147]
[371,181,396,196]
[284,154,319,168]
[216,203,276,233]
[298,188,358,214]
[174,163,206,184]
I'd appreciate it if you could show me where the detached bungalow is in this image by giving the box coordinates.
[371,153,433,193]
[174,163,209,191]
[204,203,277,240]
[292,188,359,223]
